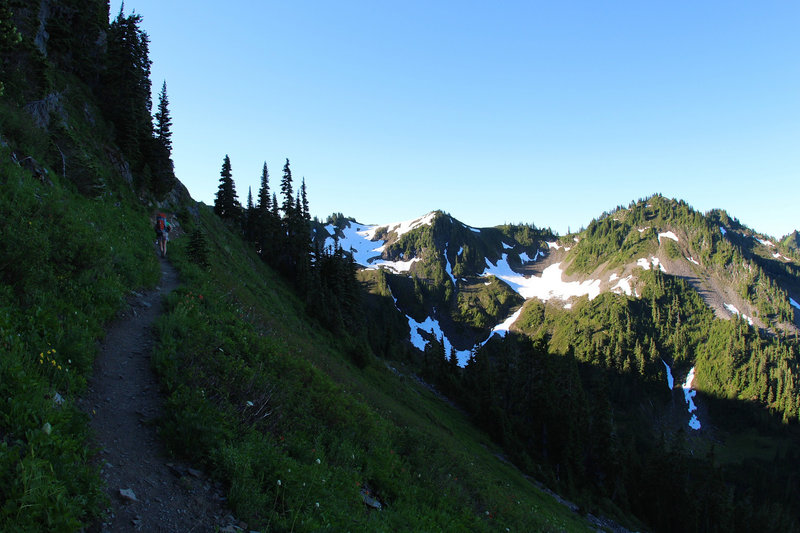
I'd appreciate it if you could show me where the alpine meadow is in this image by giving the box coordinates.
[1,2,799,532]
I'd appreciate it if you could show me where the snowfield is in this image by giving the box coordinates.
[324,214,439,273]
[482,256,601,302]
[658,231,679,243]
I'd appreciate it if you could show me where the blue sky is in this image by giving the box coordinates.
[111,1,799,238]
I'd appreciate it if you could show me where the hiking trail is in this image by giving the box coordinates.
[81,256,244,532]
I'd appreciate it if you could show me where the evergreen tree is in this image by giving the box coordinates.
[102,7,153,170]
[257,162,271,211]
[148,80,176,197]
[214,154,241,221]
[280,158,294,218]
[153,80,173,151]
[187,228,210,269]
[300,177,310,221]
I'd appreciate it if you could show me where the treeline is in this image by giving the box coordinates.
[210,156,362,334]
[413,268,800,531]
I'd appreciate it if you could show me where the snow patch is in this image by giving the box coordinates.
[444,249,456,285]
[379,257,421,273]
[491,308,523,337]
[482,257,601,302]
[662,360,674,390]
[405,314,472,366]
[755,237,775,247]
[636,256,666,272]
[720,226,727,236]
[325,221,385,266]
[682,367,701,430]
[790,297,800,310]
[658,231,679,243]
[502,241,513,250]
[547,241,562,250]
[686,256,700,265]
[519,250,542,263]
[611,275,634,296]
[724,303,754,326]
[324,220,426,273]
[637,227,650,233]
[383,212,437,239]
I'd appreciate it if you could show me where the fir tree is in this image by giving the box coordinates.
[149,80,175,197]
[187,228,210,269]
[257,162,271,211]
[102,7,153,169]
[214,154,241,221]
[154,80,173,151]
[280,158,294,218]
[300,177,310,221]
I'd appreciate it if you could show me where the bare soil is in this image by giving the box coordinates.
[81,256,245,532]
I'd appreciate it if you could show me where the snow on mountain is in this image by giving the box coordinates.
[636,256,666,272]
[663,360,675,389]
[791,297,800,310]
[491,307,523,337]
[324,213,439,273]
[724,303,754,326]
[519,250,542,263]
[610,274,634,296]
[482,256,601,302]
[444,248,457,285]
[406,313,473,365]
[663,361,701,430]
[383,212,438,239]
[683,367,701,430]
[658,231,679,243]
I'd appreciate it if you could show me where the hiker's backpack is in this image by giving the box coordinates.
[156,214,166,231]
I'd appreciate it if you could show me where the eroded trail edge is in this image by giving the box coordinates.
[82,257,238,532]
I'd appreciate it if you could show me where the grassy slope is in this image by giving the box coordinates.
[154,204,595,532]
[0,143,160,529]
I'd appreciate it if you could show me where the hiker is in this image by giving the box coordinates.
[155,213,171,258]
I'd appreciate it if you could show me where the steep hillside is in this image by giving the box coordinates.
[323,197,800,531]
[151,205,604,532]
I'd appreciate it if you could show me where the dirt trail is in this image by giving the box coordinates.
[82,256,242,532]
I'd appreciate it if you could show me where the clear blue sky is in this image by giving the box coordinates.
[111,1,799,238]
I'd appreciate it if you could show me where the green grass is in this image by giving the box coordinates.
[153,204,595,532]
[0,146,160,530]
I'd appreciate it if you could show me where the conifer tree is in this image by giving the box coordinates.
[149,80,176,197]
[300,177,310,221]
[280,158,294,218]
[154,81,172,151]
[257,162,271,211]
[214,154,241,221]
[102,7,153,169]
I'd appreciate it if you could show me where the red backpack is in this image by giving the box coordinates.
[156,214,166,231]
